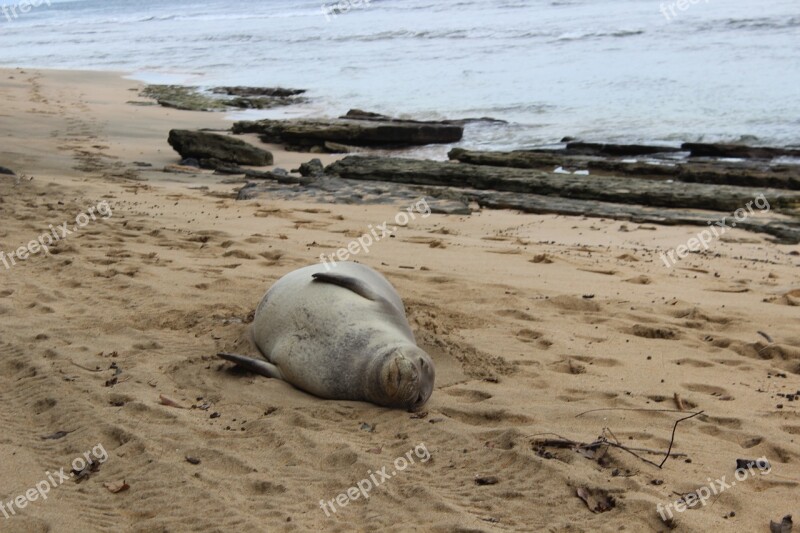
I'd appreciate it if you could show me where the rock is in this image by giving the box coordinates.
[232,117,463,149]
[430,200,472,215]
[206,161,246,175]
[565,142,681,157]
[682,143,800,159]
[448,148,800,190]
[179,158,200,168]
[168,130,273,167]
[243,170,314,185]
[141,85,305,112]
[323,141,361,153]
[163,164,207,174]
[211,86,306,98]
[341,109,507,127]
[466,189,800,244]
[341,109,391,121]
[325,155,800,212]
[227,96,299,110]
[0,166,16,176]
[141,85,227,112]
[295,158,324,177]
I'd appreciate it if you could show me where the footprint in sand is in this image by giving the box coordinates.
[683,383,734,400]
[496,309,538,321]
[439,407,532,427]
[443,389,492,403]
[630,324,680,340]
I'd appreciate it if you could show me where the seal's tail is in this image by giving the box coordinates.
[217,352,284,380]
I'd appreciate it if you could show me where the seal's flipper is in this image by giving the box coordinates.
[312,272,381,301]
[217,352,284,380]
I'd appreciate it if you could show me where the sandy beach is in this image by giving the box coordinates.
[0,68,798,532]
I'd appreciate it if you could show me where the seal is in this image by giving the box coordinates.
[218,262,435,410]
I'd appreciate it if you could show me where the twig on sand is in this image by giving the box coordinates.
[757,331,774,343]
[532,408,704,469]
[68,359,104,372]
[658,411,703,468]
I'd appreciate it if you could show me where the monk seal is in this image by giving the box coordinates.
[218,262,435,410]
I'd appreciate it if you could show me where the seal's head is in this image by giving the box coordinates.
[376,345,435,410]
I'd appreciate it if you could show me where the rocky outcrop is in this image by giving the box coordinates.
[564,142,681,157]
[340,109,508,127]
[448,148,800,190]
[682,143,800,159]
[244,169,314,185]
[232,116,463,151]
[211,86,306,98]
[325,156,800,212]
[294,158,324,177]
[234,167,799,243]
[168,130,273,168]
[140,85,305,112]
[0,166,16,176]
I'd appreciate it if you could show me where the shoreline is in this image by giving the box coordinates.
[6,62,800,151]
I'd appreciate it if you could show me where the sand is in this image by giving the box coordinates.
[0,67,798,532]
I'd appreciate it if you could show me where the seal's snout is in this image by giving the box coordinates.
[382,347,435,410]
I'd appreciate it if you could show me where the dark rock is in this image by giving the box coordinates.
[0,166,16,176]
[271,167,289,176]
[141,85,227,112]
[243,170,314,185]
[141,85,305,112]
[296,158,324,177]
[430,200,472,215]
[683,143,800,159]
[341,109,392,121]
[232,117,463,149]
[323,141,360,153]
[206,160,246,174]
[466,189,800,244]
[168,130,273,167]
[212,86,306,98]
[179,158,201,168]
[342,109,507,127]
[326,156,800,212]
[448,148,800,190]
[565,142,681,157]
[227,96,300,110]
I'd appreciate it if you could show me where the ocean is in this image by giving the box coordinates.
[1,0,798,150]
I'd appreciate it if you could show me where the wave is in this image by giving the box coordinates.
[553,29,644,42]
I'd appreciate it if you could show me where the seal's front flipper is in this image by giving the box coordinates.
[217,352,284,380]
[312,272,381,301]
